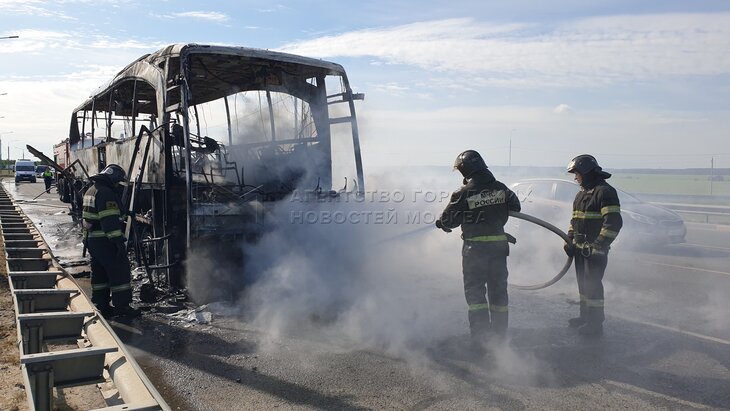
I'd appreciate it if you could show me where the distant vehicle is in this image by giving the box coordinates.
[14,159,37,183]
[35,164,48,178]
[509,178,686,247]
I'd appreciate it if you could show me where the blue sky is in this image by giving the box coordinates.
[1,0,729,169]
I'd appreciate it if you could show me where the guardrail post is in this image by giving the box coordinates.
[23,321,44,355]
[27,363,54,411]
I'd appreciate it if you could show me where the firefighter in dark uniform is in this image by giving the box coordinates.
[82,164,140,318]
[564,154,622,336]
[436,150,520,347]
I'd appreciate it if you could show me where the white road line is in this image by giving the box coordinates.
[612,314,730,346]
[644,261,730,277]
[679,242,730,252]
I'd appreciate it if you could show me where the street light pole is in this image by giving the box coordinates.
[0,36,20,40]
[1,94,10,165]
[0,131,13,165]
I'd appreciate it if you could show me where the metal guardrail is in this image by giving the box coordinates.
[653,202,730,224]
[654,202,730,216]
[1,185,170,411]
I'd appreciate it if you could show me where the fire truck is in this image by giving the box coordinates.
[53,139,70,169]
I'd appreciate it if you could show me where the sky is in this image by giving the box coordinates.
[1,0,729,169]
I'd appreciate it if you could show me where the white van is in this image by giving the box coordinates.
[14,159,37,183]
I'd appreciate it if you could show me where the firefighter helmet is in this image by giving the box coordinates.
[567,154,601,175]
[95,164,127,185]
[453,150,488,178]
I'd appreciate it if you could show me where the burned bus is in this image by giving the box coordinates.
[60,43,365,295]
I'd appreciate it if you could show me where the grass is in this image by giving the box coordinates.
[610,174,730,197]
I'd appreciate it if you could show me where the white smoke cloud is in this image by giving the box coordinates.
[179,166,572,385]
[233,179,465,353]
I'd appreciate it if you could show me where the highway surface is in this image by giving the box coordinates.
[5,180,730,410]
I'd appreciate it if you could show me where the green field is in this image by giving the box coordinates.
[610,173,730,197]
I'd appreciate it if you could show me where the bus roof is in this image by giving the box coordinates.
[74,43,347,114]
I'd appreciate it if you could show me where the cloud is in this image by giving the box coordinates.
[168,11,229,22]
[0,29,77,54]
[0,0,73,19]
[87,37,167,50]
[375,82,410,94]
[553,104,572,114]
[279,14,730,87]
[257,4,290,13]
[0,30,165,55]
[0,78,104,158]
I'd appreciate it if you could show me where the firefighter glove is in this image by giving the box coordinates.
[563,242,575,257]
[435,219,452,233]
[591,243,607,257]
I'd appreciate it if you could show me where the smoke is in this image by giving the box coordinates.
[508,221,575,295]
[696,288,730,334]
[235,175,465,354]
[173,167,555,387]
[180,165,625,386]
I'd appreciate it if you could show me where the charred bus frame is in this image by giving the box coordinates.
[63,44,365,291]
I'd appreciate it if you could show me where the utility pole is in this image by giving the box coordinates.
[0,131,14,167]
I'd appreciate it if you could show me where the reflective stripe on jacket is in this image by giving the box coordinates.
[568,179,622,248]
[82,182,124,239]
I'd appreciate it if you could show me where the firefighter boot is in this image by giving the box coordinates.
[578,307,604,337]
[92,289,112,318]
[468,309,491,353]
[568,300,588,328]
[490,310,508,345]
[95,304,113,318]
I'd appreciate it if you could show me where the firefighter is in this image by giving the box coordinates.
[82,164,140,318]
[42,167,54,193]
[564,154,622,336]
[436,150,520,348]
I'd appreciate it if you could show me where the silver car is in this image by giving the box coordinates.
[509,178,686,247]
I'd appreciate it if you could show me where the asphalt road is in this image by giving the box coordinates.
[5,180,730,410]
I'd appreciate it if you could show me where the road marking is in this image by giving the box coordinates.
[679,242,730,252]
[643,261,730,277]
[612,314,730,346]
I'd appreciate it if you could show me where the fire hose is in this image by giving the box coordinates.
[507,211,574,290]
[372,211,573,290]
